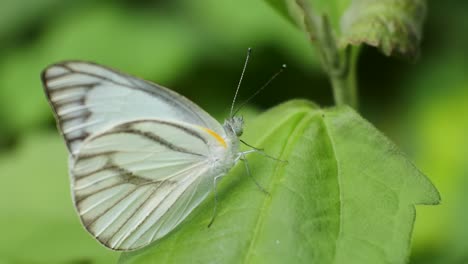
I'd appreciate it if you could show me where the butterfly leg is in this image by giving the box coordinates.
[208,174,224,228]
[240,152,270,196]
[240,139,287,163]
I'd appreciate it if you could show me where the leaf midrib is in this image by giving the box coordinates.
[242,110,319,263]
[320,111,343,264]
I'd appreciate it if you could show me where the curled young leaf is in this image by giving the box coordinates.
[340,0,427,57]
[264,0,427,58]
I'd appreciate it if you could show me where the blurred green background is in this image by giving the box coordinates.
[0,0,466,263]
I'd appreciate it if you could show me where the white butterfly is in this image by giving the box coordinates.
[41,60,252,251]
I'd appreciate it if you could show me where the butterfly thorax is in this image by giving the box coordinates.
[206,116,243,175]
[223,116,243,157]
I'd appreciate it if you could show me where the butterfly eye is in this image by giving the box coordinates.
[233,117,244,136]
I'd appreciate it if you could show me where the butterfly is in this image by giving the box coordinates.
[40,51,276,250]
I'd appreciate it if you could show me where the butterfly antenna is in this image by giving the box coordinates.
[233,64,287,116]
[230,47,252,117]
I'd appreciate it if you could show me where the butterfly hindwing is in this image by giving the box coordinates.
[41,61,225,156]
[72,119,227,250]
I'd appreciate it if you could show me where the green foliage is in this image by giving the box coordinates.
[120,100,439,264]
[1,0,462,263]
[0,0,319,141]
[403,47,468,263]
[0,134,119,263]
[339,0,426,57]
[264,0,426,57]
[0,0,61,39]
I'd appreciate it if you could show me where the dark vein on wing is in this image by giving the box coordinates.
[119,182,175,247]
[117,160,208,248]
[102,186,155,247]
[75,163,162,187]
[76,181,129,204]
[77,151,116,161]
[55,64,137,90]
[59,63,74,72]
[128,120,208,145]
[53,97,86,107]
[55,62,213,128]
[79,187,122,215]
[146,170,203,243]
[95,128,205,157]
[66,133,89,144]
[82,186,137,230]
[129,162,206,249]
[41,62,223,157]
[77,162,190,186]
[48,82,99,91]
[60,112,91,123]
[75,166,158,203]
[76,158,200,243]
[101,186,155,248]
[75,162,124,179]
[45,71,71,80]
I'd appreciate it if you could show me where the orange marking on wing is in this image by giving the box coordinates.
[202,128,227,148]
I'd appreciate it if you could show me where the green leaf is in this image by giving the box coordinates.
[120,100,439,264]
[262,0,301,26]
[0,0,321,136]
[263,0,427,57]
[0,0,62,40]
[402,56,468,262]
[0,133,119,263]
[0,6,197,136]
[340,0,427,57]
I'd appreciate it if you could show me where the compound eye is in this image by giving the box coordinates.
[236,128,243,137]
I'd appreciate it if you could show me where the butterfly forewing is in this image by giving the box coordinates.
[41,61,238,251]
[41,61,224,156]
[72,119,225,250]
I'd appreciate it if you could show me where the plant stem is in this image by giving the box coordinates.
[329,47,358,108]
[296,0,359,109]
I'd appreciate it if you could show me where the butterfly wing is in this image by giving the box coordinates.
[41,61,224,156]
[72,119,227,250]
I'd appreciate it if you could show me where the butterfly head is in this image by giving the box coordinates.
[224,116,244,137]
